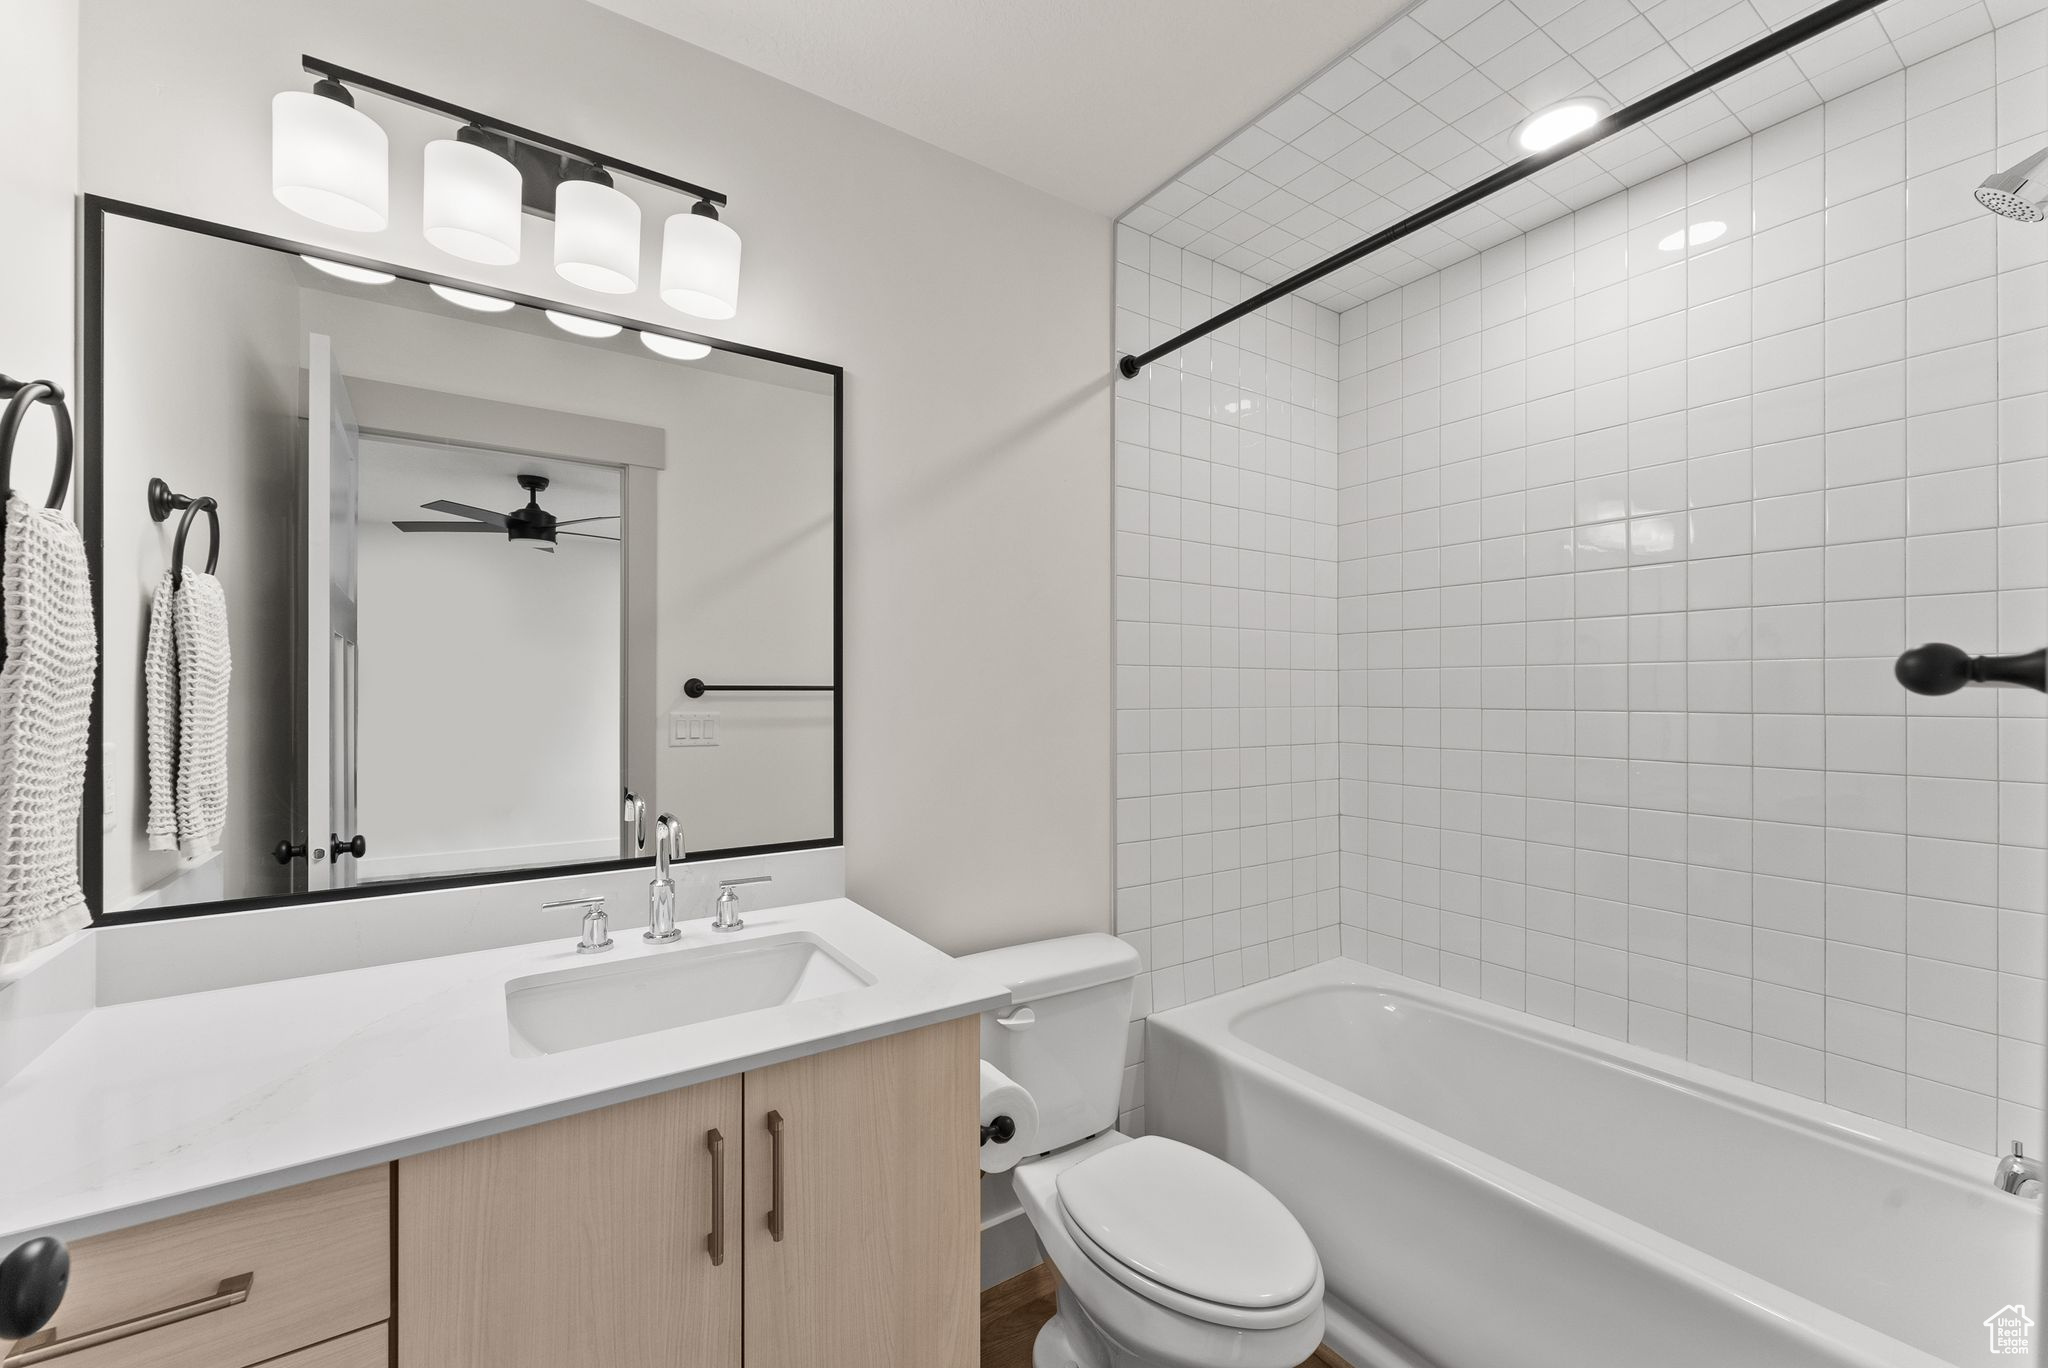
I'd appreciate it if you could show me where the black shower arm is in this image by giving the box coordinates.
[1895,644,2046,696]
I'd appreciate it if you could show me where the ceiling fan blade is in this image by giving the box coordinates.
[558,531,622,542]
[420,499,512,527]
[552,514,622,527]
[393,521,505,533]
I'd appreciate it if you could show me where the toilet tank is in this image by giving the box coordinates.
[956,934,1139,1152]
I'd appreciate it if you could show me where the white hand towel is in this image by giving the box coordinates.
[143,568,232,858]
[0,495,97,964]
[144,571,179,851]
[171,571,231,856]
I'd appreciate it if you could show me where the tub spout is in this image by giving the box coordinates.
[1995,1142,2042,1198]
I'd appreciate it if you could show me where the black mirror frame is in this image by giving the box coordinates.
[79,195,844,924]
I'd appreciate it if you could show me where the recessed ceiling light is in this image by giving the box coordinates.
[1657,220,1728,252]
[428,282,515,312]
[299,254,395,285]
[545,309,623,339]
[640,330,712,361]
[1516,101,1605,154]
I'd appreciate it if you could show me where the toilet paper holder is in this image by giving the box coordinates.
[980,1115,1018,1146]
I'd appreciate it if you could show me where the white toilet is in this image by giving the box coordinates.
[962,935,1325,1368]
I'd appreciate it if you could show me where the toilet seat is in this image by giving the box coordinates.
[1054,1136,1321,1331]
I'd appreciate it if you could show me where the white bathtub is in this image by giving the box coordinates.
[1145,960,2041,1368]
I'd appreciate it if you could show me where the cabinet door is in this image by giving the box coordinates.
[397,1079,741,1368]
[742,1017,979,1368]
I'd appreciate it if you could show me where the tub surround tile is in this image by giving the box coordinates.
[1117,10,2044,1156]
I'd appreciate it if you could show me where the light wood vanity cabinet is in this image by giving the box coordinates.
[7,1021,977,1368]
[399,1016,978,1368]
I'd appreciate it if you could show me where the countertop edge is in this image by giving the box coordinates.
[3,987,1006,1249]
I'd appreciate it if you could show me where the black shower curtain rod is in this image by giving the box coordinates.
[1116,0,1890,380]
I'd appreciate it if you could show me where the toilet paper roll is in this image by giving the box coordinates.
[978,1060,1039,1174]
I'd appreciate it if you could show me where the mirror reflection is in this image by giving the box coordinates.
[95,211,838,914]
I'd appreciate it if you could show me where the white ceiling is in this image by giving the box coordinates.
[581,0,1412,216]
[1124,0,1996,311]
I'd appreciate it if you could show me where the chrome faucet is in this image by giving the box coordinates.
[1995,1141,2042,1198]
[646,814,685,944]
[547,896,611,954]
[713,875,771,932]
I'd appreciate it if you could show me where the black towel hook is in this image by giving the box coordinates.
[148,477,221,590]
[0,375,73,511]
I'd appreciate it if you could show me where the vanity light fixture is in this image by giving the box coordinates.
[544,310,623,339]
[299,254,396,285]
[275,59,739,310]
[661,201,743,320]
[639,330,712,361]
[554,172,641,294]
[428,282,516,312]
[1657,220,1727,252]
[271,78,389,231]
[423,127,524,266]
[1515,100,1606,153]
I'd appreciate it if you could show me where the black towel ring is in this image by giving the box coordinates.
[0,376,73,511]
[148,478,220,590]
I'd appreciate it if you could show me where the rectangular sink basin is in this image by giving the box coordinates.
[506,932,872,1055]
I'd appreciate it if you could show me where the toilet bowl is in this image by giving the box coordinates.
[960,936,1325,1368]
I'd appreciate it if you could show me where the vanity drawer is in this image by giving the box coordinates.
[3,1167,389,1368]
[265,1325,389,1368]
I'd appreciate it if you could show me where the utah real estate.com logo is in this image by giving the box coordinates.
[1986,1304,2034,1355]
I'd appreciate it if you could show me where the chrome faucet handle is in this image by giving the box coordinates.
[1996,1141,2043,1198]
[712,875,771,933]
[547,896,611,954]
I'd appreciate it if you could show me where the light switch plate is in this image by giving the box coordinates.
[669,711,719,747]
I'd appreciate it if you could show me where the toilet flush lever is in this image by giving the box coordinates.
[995,1006,1036,1030]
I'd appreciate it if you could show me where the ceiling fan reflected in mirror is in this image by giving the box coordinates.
[393,473,619,552]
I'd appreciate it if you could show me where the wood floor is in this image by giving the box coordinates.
[979,1263,1351,1368]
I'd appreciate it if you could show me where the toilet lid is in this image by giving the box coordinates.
[1054,1136,1319,1310]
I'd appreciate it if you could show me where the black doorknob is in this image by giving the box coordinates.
[272,839,308,865]
[1896,644,2046,696]
[0,1237,69,1341]
[332,834,367,859]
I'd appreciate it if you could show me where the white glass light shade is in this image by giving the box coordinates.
[640,330,711,360]
[545,310,622,339]
[554,180,641,294]
[423,137,523,266]
[428,283,515,312]
[660,208,742,320]
[272,91,389,232]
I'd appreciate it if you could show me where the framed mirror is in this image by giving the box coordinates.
[82,197,841,918]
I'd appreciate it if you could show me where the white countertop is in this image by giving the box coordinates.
[0,898,1007,1248]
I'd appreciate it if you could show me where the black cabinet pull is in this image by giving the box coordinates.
[331,834,367,859]
[271,840,307,865]
[765,1110,786,1242]
[1895,644,2045,696]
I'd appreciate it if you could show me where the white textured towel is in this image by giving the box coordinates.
[0,495,97,964]
[145,569,231,858]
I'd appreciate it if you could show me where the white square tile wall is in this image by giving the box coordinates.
[1114,11,2048,1154]
[1112,236,1347,1134]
